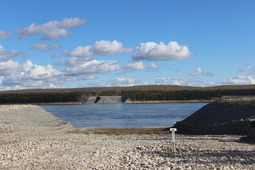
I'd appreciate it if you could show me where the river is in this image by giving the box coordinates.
[41,103,207,128]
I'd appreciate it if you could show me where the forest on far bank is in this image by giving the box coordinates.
[0,86,255,104]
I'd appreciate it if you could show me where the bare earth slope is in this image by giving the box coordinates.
[174,99,255,135]
[181,99,255,125]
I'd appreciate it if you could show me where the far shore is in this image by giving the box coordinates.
[29,99,210,105]
[125,99,210,103]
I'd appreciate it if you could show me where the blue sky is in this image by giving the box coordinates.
[0,0,255,90]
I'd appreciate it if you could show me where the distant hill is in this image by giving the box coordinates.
[1,84,255,94]
[0,85,255,104]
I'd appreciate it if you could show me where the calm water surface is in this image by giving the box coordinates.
[41,103,207,128]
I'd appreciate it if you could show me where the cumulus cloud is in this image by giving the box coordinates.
[22,60,63,80]
[113,77,141,86]
[1,60,63,90]
[226,75,255,85]
[187,67,213,77]
[29,44,62,51]
[133,41,193,61]
[14,17,87,40]
[87,77,142,87]
[59,57,82,66]
[0,31,11,39]
[155,77,216,87]
[125,61,159,70]
[0,60,20,75]
[63,59,121,78]
[155,77,184,86]
[69,40,132,59]
[0,45,23,61]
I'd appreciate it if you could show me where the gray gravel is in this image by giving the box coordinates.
[0,105,255,169]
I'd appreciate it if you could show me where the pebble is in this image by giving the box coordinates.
[0,105,255,169]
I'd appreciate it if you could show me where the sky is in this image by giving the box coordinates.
[0,0,255,90]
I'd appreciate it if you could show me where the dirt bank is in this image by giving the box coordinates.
[174,99,255,136]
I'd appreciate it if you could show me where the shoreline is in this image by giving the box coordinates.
[70,127,170,135]
[30,99,210,105]
[125,99,210,103]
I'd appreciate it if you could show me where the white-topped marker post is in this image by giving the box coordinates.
[170,128,177,153]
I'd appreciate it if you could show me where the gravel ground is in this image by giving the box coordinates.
[0,105,255,169]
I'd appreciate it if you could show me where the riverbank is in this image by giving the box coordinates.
[29,100,209,105]
[1,105,255,169]
[1,128,254,169]
[174,99,255,136]
[126,99,210,103]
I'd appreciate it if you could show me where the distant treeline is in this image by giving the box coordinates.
[121,89,255,101]
[0,89,255,104]
[0,92,94,104]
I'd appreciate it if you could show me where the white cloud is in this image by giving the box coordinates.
[239,65,255,72]
[188,67,202,76]
[125,61,159,70]
[113,77,140,86]
[226,75,255,85]
[187,67,213,77]
[59,57,82,66]
[0,76,3,82]
[84,75,96,80]
[0,60,20,75]
[88,77,142,87]
[133,41,193,61]
[155,77,216,87]
[1,60,63,90]
[0,31,10,39]
[155,77,183,86]
[0,45,23,61]
[22,60,63,80]
[69,40,132,59]
[88,76,217,87]
[63,59,121,78]
[87,74,255,88]
[29,44,62,51]
[14,17,87,40]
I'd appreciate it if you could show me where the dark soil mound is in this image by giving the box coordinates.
[182,99,255,126]
[174,99,255,135]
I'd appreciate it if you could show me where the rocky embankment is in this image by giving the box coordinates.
[174,99,255,137]
[0,105,72,137]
